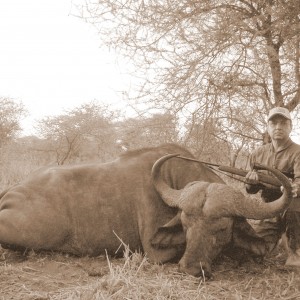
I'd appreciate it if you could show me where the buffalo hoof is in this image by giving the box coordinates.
[285,252,300,268]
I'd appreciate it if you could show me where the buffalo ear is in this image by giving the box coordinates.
[150,213,186,249]
[231,217,267,257]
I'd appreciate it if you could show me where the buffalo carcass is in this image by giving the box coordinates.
[151,153,293,277]
[0,144,292,278]
[0,144,220,261]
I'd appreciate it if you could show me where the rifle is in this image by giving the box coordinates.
[177,155,294,189]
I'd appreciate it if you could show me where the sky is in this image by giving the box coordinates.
[1,0,299,143]
[0,0,134,136]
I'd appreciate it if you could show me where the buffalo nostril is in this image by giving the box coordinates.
[178,261,212,279]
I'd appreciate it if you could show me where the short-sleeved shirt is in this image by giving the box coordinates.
[247,138,300,203]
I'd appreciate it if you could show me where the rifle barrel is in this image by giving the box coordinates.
[218,166,281,187]
[176,156,220,167]
[177,155,283,188]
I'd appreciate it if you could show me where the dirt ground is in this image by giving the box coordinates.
[1,246,300,300]
[0,248,111,300]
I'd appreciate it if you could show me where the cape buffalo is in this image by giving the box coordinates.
[151,153,292,277]
[0,144,292,278]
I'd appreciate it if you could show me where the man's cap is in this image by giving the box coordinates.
[267,107,291,121]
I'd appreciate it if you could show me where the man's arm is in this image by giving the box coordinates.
[292,153,300,197]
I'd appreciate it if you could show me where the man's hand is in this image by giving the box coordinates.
[291,183,299,198]
[245,170,259,189]
[280,182,299,198]
[246,170,259,182]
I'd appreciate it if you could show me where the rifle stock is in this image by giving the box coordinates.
[176,155,292,188]
[218,165,282,187]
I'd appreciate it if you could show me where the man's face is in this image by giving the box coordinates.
[267,115,292,142]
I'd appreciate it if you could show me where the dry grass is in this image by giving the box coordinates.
[1,244,300,300]
[63,250,300,300]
